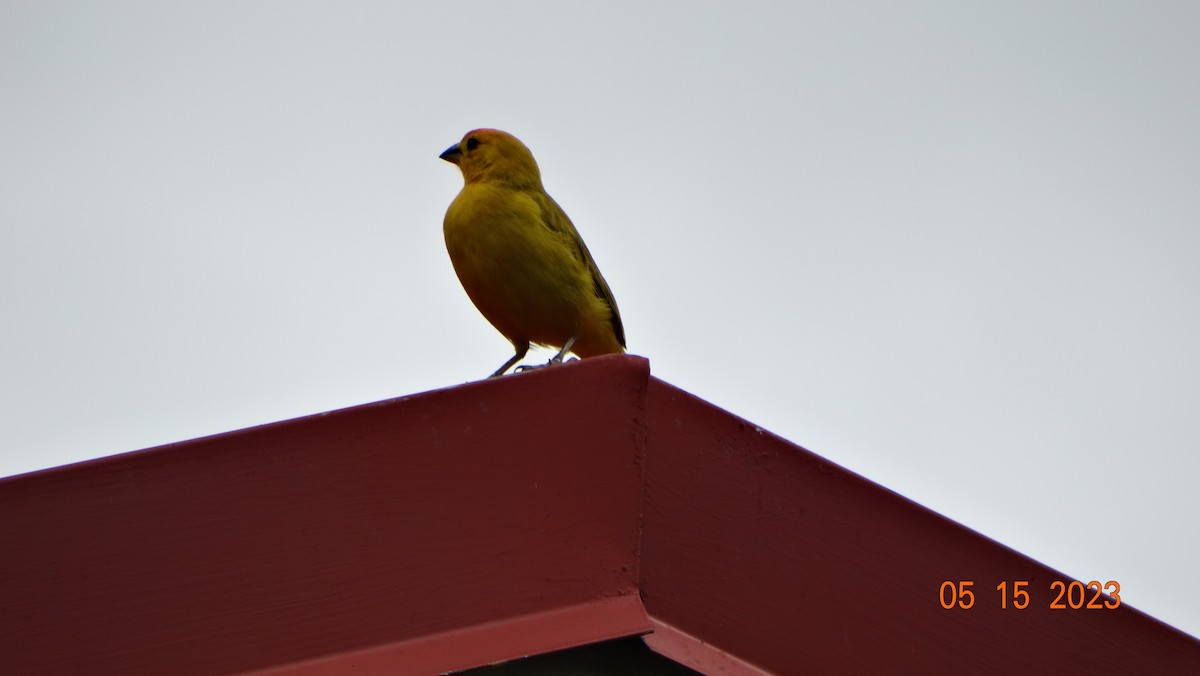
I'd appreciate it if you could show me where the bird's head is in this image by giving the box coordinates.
[439,129,543,189]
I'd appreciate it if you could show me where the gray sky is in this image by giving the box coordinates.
[3,2,1198,639]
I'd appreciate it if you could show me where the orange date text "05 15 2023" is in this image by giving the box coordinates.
[938,580,1121,610]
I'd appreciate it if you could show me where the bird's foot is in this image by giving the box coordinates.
[513,356,578,373]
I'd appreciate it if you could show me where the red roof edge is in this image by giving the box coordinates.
[1,354,1197,675]
[0,356,651,675]
[639,374,1199,674]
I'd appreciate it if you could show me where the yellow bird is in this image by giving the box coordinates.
[439,129,625,377]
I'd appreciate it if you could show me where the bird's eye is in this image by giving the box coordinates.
[465,137,480,151]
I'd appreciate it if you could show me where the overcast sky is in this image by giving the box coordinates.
[3,2,1198,639]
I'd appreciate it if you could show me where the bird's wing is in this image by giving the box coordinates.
[536,193,626,348]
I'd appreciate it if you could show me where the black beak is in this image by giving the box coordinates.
[439,143,463,164]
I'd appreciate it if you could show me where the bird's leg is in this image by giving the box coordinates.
[549,336,577,364]
[489,342,529,378]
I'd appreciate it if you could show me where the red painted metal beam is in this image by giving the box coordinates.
[0,356,651,676]
[2,355,1197,674]
[639,377,1200,674]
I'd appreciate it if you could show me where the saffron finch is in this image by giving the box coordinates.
[439,129,625,377]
